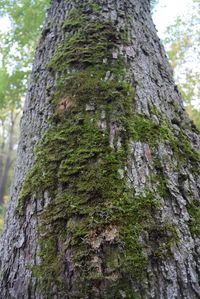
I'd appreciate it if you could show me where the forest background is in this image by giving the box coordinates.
[0,0,199,231]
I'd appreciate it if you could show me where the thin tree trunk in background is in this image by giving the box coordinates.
[0,113,15,204]
[0,1,200,298]
[0,155,3,199]
[0,121,6,200]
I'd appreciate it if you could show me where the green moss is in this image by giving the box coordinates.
[49,20,121,70]
[32,236,63,291]
[63,8,88,30]
[128,115,171,147]
[188,200,200,235]
[118,192,159,273]
[151,106,200,163]
[148,223,178,259]
[178,130,200,162]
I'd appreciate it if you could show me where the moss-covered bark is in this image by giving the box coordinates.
[1,1,200,298]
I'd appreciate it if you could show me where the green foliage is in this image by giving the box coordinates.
[0,69,10,109]
[0,67,26,110]
[0,0,49,50]
[164,1,200,129]
[0,0,50,110]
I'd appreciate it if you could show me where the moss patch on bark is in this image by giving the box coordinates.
[188,200,200,235]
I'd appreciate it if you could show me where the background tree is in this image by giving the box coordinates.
[164,0,200,128]
[0,0,200,298]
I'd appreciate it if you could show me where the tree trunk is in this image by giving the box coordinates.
[0,154,4,199]
[1,1,200,298]
[0,120,6,201]
[0,112,15,204]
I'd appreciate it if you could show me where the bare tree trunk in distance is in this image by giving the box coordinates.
[0,0,200,298]
[0,154,4,202]
[0,112,15,204]
[0,120,6,203]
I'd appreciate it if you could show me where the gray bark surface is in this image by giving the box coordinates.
[0,0,200,298]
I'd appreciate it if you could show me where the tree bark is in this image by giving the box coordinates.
[0,0,200,298]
